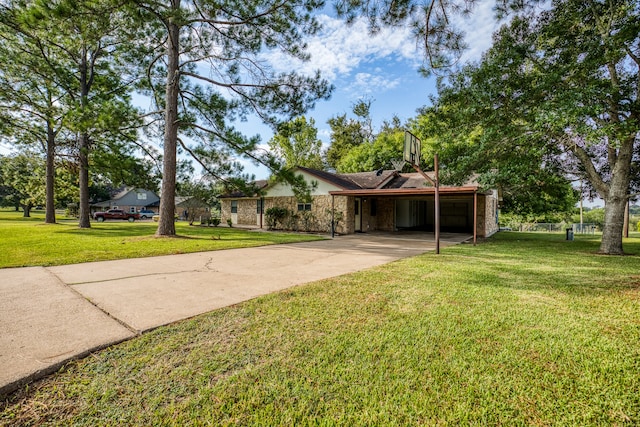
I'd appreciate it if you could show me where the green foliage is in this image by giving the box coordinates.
[265,206,288,230]
[338,120,405,173]
[268,116,324,169]
[0,152,46,216]
[0,0,145,226]
[571,208,606,229]
[326,208,344,233]
[422,0,639,253]
[134,0,332,236]
[324,114,369,170]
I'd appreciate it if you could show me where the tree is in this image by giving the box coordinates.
[268,116,323,169]
[324,100,375,170]
[0,152,46,217]
[176,178,219,225]
[131,0,332,237]
[0,0,142,228]
[427,0,639,254]
[0,2,67,223]
[337,117,405,173]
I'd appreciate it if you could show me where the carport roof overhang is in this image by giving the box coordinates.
[328,186,482,197]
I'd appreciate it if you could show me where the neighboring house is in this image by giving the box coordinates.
[175,196,211,221]
[91,188,160,214]
[220,167,500,239]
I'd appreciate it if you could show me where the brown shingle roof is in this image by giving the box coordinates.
[337,170,397,189]
[296,167,362,190]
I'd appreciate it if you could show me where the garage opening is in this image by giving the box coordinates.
[395,198,473,233]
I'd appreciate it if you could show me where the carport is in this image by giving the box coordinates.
[329,186,484,245]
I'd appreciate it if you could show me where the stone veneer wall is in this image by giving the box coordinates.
[223,192,499,237]
[263,195,352,234]
[238,199,258,225]
[220,198,258,226]
[220,199,230,222]
[474,193,499,238]
[375,198,396,231]
[483,192,499,237]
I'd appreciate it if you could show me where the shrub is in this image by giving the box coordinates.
[226,218,233,227]
[265,207,288,230]
[300,211,315,232]
[210,217,221,227]
[325,209,344,234]
[284,210,299,231]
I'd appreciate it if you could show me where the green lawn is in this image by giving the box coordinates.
[0,209,323,268]
[1,232,639,425]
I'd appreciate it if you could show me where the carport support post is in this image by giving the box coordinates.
[473,190,477,246]
[411,154,440,254]
[434,154,440,254]
[331,195,335,238]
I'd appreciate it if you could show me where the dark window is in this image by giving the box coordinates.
[256,199,263,214]
[370,199,377,216]
[354,199,359,215]
[297,203,311,211]
[231,200,238,214]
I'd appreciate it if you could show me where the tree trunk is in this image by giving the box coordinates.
[22,204,31,217]
[598,137,633,255]
[78,133,91,228]
[156,10,180,237]
[45,121,56,224]
[77,44,91,229]
[600,194,626,255]
[623,200,629,238]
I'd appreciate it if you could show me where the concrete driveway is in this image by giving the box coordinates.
[0,232,470,396]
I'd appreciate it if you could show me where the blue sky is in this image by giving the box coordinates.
[240,2,503,179]
[0,1,501,178]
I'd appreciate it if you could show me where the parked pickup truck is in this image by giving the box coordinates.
[93,209,140,222]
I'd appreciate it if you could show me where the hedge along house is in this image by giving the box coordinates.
[220,167,500,241]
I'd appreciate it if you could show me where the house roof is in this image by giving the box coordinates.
[384,172,435,189]
[296,167,362,190]
[329,172,488,197]
[337,170,397,189]
[220,167,488,198]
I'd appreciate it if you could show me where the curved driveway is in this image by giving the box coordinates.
[0,232,470,396]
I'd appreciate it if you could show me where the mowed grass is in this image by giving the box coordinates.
[1,232,639,425]
[0,209,323,268]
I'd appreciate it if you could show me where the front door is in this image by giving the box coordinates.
[354,198,361,232]
[256,199,263,227]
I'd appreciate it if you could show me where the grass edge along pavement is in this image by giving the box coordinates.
[0,209,324,268]
[2,232,639,426]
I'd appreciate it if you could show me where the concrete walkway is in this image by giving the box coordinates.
[0,232,470,396]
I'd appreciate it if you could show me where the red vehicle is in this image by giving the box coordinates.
[93,209,140,222]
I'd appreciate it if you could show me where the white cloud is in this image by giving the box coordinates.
[452,1,509,63]
[263,4,505,84]
[263,15,420,81]
[347,72,401,95]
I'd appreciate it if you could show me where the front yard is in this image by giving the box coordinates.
[0,209,323,268]
[1,232,639,425]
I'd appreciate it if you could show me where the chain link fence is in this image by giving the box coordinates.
[500,223,598,234]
